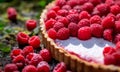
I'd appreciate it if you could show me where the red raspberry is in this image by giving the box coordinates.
[53,62,66,72]
[90,24,103,38]
[115,21,120,33]
[53,22,64,31]
[28,36,40,49]
[68,22,79,37]
[67,14,79,23]
[22,65,37,72]
[103,29,113,42]
[92,8,101,16]
[103,46,115,56]
[39,49,52,62]
[62,5,71,11]
[107,13,116,19]
[114,34,120,43]
[7,7,17,21]
[58,17,69,27]
[101,16,115,29]
[116,13,120,21]
[82,2,94,13]
[66,0,78,7]
[25,19,37,31]
[110,4,120,15]
[51,6,60,12]
[56,0,66,7]
[89,0,101,6]
[115,41,120,51]
[37,61,50,72]
[73,5,83,13]
[12,54,25,69]
[16,32,29,45]
[113,52,120,66]
[45,18,56,30]
[79,11,91,20]
[78,26,91,40]
[96,4,110,16]
[57,9,68,16]
[105,0,115,6]
[77,0,88,5]
[68,9,78,14]
[10,49,23,59]
[26,53,43,66]
[78,19,90,28]
[57,27,70,40]
[47,28,57,40]
[104,54,116,65]
[4,64,18,72]
[23,46,34,56]
[47,10,57,19]
[55,15,63,21]
[90,15,101,24]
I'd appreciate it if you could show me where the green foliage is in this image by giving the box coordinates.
[0,43,11,53]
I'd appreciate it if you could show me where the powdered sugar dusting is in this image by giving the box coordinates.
[55,37,115,63]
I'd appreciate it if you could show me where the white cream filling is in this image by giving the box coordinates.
[55,37,115,64]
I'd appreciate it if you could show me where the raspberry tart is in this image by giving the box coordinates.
[40,0,120,72]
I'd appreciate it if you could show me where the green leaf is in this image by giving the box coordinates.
[38,1,46,7]
[0,43,11,53]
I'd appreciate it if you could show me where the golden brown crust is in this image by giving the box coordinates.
[39,1,120,72]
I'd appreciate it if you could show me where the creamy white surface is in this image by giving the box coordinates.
[55,37,115,63]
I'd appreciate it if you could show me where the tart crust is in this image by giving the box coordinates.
[40,1,120,72]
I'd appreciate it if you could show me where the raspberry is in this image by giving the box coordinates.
[7,7,17,21]
[16,32,29,45]
[47,10,57,19]
[78,19,90,28]
[103,29,113,42]
[78,26,91,40]
[116,13,120,20]
[53,62,66,72]
[73,5,83,13]
[68,22,79,37]
[45,19,56,30]
[82,2,94,13]
[57,27,70,40]
[53,22,64,31]
[110,4,120,15]
[37,61,50,72]
[103,46,115,56]
[47,28,57,40]
[115,41,120,51]
[90,24,103,38]
[77,0,88,5]
[66,14,79,23]
[57,9,68,16]
[12,54,25,69]
[101,16,115,29]
[62,5,71,11]
[114,34,120,43]
[22,65,37,72]
[25,19,37,31]
[89,0,101,6]
[58,17,69,27]
[55,16,63,21]
[56,0,66,7]
[104,54,116,65]
[4,64,18,72]
[66,0,78,7]
[51,6,60,12]
[92,8,101,16]
[68,9,78,14]
[105,0,115,6]
[10,49,23,59]
[79,11,91,20]
[115,21,120,33]
[113,52,120,66]
[28,36,40,49]
[26,53,43,66]
[96,4,110,16]
[107,13,116,19]
[23,46,34,56]
[39,49,52,62]
[90,15,101,24]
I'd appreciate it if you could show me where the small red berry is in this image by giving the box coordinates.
[67,14,79,23]
[7,7,17,21]
[77,0,88,5]
[23,46,34,56]
[4,64,18,72]
[116,13,120,20]
[115,41,120,51]
[39,49,52,62]
[56,0,66,7]
[45,18,56,30]
[78,26,91,40]
[105,0,115,6]
[57,9,68,16]
[47,28,57,40]
[26,19,37,31]
[110,4,120,15]
[103,46,115,56]
[79,11,91,20]
[104,54,116,65]
[114,34,120,43]
[53,62,67,72]
[47,10,57,19]
[53,22,64,31]
[73,5,83,13]
[28,36,40,49]
[62,5,71,11]
[16,32,29,45]
[115,21,120,33]
[103,29,113,42]
[10,49,23,59]
[68,9,78,14]
[90,15,101,24]
[83,2,94,13]
[66,0,78,7]
[57,27,70,40]
[58,17,69,27]
[22,65,37,72]
[89,0,101,6]
[51,6,60,12]
[78,19,90,28]
[37,61,50,72]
